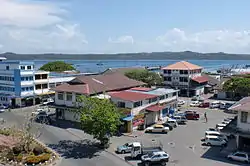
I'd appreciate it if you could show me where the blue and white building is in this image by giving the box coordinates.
[0,60,74,107]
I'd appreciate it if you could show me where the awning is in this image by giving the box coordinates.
[191,76,208,83]
[122,115,134,121]
[146,104,165,112]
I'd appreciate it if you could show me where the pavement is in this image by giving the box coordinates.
[0,101,247,166]
[0,107,132,166]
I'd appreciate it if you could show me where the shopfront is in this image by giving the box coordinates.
[132,114,145,130]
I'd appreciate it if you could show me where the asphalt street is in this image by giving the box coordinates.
[0,109,132,166]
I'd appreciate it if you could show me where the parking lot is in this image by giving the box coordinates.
[109,107,245,166]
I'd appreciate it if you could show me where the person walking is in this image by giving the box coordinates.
[204,112,208,123]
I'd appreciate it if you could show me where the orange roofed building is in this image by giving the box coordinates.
[161,61,208,97]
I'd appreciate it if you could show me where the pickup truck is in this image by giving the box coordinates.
[131,141,163,159]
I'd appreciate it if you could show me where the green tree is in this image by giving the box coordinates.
[125,69,163,86]
[223,77,250,96]
[76,96,121,147]
[39,61,75,72]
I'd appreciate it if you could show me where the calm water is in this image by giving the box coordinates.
[32,60,250,73]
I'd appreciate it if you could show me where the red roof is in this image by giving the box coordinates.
[130,87,152,92]
[162,61,202,70]
[109,91,158,102]
[191,76,208,83]
[146,104,166,112]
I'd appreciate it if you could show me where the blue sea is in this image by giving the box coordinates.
[32,60,250,73]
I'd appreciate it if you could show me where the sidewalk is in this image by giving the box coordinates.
[220,139,236,157]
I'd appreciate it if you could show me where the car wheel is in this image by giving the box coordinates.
[144,161,150,166]
[160,160,166,165]
[244,160,249,163]
[121,150,125,154]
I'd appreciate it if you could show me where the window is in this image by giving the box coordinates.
[27,66,32,70]
[117,101,126,108]
[164,77,171,81]
[42,84,48,89]
[180,70,183,74]
[20,66,25,70]
[149,97,158,103]
[22,87,26,91]
[159,95,165,100]
[173,92,177,96]
[6,66,9,70]
[66,92,72,101]
[35,75,41,80]
[133,101,142,107]
[42,74,48,79]
[57,92,64,100]
[35,84,42,90]
[241,111,248,123]
[49,83,56,88]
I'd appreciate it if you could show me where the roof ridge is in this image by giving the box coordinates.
[181,61,190,70]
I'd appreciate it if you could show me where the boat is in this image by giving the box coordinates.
[96,62,103,66]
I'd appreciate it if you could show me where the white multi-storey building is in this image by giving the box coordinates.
[0,60,74,107]
[226,97,250,150]
[162,61,208,96]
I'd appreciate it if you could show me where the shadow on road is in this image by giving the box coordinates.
[47,139,102,159]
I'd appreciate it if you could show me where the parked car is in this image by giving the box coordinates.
[210,101,220,109]
[199,102,210,108]
[190,101,200,107]
[184,111,200,120]
[216,123,227,129]
[165,118,178,128]
[42,98,54,105]
[207,128,218,132]
[227,151,250,163]
[0,107,5,113]
[116,142,133,154]
[162,123,173,131]
[141,151,169,165]
[172,115,187,124]
[35,114,52,125]
[178,100,185,106]
[205,131,228,142]
[204,135,227,146]
[0,104,8,109]
[145,124,169,133]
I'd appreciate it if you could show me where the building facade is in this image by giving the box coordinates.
[162,61,208,97]
[109,87,178,132]
[0,61,74,107]
[225,97,250,150]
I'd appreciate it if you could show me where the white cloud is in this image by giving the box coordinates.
[108,35,134,44]
[0,0,64,28]
[0,0,88,53]
[155,28,250,53]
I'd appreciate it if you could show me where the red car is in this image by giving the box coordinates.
[199,102,210,108]
[185,111,200,120]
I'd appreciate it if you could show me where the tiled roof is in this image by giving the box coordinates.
[229,97,250,112]
[201,73,219,86]
[109,91,158,102]
[146,104,166,112]
[191,76,209,83]
[162,61,202,70]
[130,87,153,92]
[102,67,145,75]
[53,72,146,95]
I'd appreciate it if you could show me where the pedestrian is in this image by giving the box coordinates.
[204,112,208,123]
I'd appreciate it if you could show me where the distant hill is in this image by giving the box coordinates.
[1,51,250,60]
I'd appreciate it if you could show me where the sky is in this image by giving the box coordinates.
[1,0,250,54]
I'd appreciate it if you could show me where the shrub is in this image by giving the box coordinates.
[15,153,23,162]
[6,152,14,161]
[0,129,11,136]
[25,155,41,165]
[12,146,23,155]
[25,153,51,164]
[33,146,44,155]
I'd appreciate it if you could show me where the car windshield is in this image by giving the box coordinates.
[147,152,154,158]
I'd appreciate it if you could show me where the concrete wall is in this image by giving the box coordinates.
[237,111,250,133]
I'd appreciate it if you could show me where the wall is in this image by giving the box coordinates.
[55,92,77,107]
[217,91,226,99]
[237,111,250,133]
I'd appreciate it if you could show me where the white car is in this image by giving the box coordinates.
[205,131,228,142]
[227,151,249,163]
[172,115,187,124]
[0,107,5,113]
[178,100,185,106]
[165,118,178,128]
[145,124,169,133]
[207,128,218,132]
[189,101,200,107]
[210,101,220,108]
[216,123,227,130]
[42,98,54,105]
[204,135,227,146]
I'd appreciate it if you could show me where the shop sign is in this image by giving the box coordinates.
[133,114,145,126]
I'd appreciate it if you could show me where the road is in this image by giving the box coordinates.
[0,110,132,166]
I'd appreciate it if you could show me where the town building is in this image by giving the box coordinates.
[162,61,208,96]
[223,97,250,150]
[109,87,178,132]
[52,72,146,122]
[0,60,74,107]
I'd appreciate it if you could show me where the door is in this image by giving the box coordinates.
[151,155,160,162]
[127,143,132,152]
